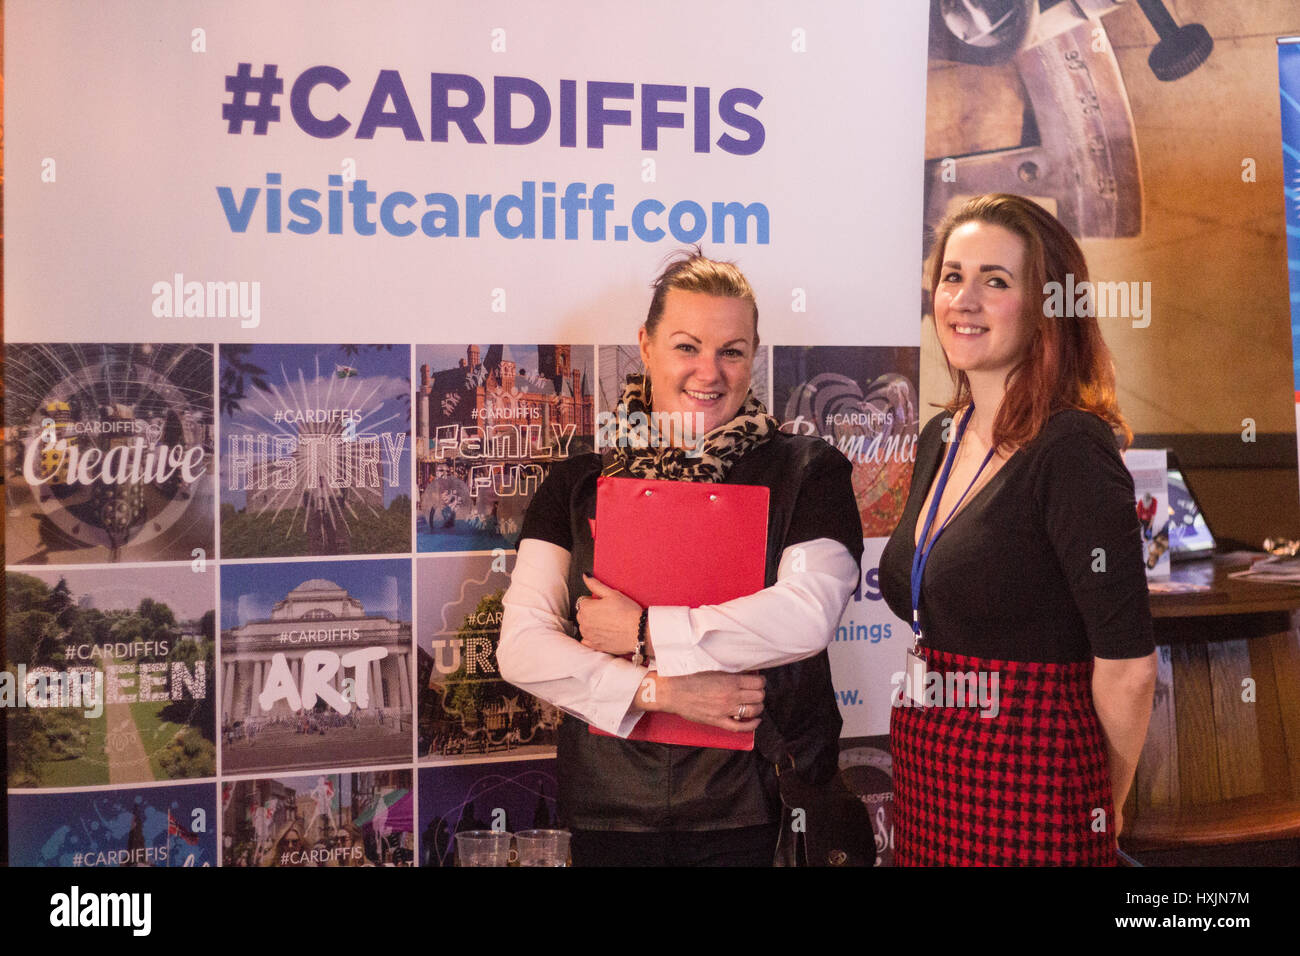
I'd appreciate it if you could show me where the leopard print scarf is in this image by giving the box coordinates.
[602,374,778,482]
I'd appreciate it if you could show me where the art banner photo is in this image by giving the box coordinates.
[219,559,414,774]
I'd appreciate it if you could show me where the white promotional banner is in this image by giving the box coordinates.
[7,0,929,345]
[829,537,901,738]
[4,0,929,864]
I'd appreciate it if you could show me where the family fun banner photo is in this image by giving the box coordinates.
[4,0,930,866]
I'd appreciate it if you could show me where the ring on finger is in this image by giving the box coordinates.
[736,703,748,720]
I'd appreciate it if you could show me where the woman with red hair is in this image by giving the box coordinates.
[880,193,1158,865]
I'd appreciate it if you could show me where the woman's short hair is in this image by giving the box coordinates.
[926,193,1132,449]
[645,247,759,345]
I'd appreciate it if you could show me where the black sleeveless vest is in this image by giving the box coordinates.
[555,433,858,832]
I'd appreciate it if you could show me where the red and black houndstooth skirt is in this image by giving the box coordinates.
[890,647,1118,866]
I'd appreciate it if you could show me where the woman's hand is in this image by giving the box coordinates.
[1093,651,1157,838]
[576,574,643,656]
[635,670,766,732]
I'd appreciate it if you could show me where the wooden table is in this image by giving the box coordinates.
[1123,552,1300,857]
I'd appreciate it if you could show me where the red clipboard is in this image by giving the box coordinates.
[588,475,769,750]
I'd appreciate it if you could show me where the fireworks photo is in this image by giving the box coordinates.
[219,344,411,558]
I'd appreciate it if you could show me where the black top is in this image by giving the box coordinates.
[521,445,863,564]
[516,433,864,831]
[879,409,1154,663]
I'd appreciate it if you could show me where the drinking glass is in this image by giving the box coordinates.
[514,829,571,867]
[455,830,513,867]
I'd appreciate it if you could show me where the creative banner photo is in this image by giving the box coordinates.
[4,343,214,565]
[5,566,215,789]
[219,559,414,774]
[221,769,413,867]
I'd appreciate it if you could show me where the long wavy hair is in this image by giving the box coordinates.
[927,193,1132,450]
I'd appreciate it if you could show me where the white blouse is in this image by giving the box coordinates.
[497,536,860,737]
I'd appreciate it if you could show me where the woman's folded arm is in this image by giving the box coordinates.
[498,537,648,736]
[648,537,859,676]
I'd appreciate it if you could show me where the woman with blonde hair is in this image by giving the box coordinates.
[499,249,864,866]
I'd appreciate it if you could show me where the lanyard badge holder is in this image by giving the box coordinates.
[906,405,996,705]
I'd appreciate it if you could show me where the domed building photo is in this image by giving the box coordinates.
[220,562,414,774]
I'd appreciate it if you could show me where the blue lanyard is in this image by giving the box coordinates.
[910,404,997,643]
